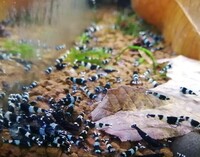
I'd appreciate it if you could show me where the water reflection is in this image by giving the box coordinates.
[4,0,91,45]
[0,0,93,94]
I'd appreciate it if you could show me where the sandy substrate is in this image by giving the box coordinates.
[0,8,177,157]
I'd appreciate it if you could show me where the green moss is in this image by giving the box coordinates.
[78,34,90,45]
[65,47,111,66]
[3,40,35,59]
[115,12,151,36]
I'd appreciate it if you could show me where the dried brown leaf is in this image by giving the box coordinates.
[91,86,168,121]
[91,56,200,141]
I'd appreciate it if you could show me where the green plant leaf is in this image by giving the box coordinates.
[117,46,157,73]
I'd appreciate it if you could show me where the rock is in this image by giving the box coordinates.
[119,141,132,150]
[35,147,47,156]
[30,86,47,96]
[171,132,200,157]
[46,147,62,157]
[68,153,78,157]
[110,141,120,151]
[160,148,173,157]
[0,144,21,157]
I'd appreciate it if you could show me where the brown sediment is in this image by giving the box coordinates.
[0,7,174,157]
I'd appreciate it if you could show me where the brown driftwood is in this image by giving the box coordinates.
[132,0,200,60]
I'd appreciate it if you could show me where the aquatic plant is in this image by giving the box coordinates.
[78,34,90,45]
[115,12,151,36]
[118,45,157,73]
[65,47,111,66]
[3,40,35,59]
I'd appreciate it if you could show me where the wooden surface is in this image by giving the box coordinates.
[132,0,200,60]
[0,0,33,20]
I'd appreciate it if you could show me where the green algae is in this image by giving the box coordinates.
[3,40,35,59]
[64,47,111,66]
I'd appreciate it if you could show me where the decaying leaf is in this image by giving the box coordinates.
[91,56,200,141]
[132,0,200,60]
[91,86,169,121]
